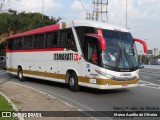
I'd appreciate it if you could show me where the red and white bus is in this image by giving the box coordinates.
[6,20,147,91]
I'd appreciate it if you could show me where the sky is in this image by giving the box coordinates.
[2,0,160,53]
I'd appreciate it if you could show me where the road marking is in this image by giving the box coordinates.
[141,76,149,79]
[139,80,160,89]
[0,71,7,74]
[140,72,160,76]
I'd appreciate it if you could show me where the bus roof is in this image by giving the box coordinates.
[9,24,60,39]
[9,20,129,39]
[72,20,129,32]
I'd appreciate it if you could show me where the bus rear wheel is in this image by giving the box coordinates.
[18,68,25,81]
[68,72,79,92]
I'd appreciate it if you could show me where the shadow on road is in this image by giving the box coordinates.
[80,86,131,94]
[0,70,14,86]
[1,68,131,95]
[21,77,131,95]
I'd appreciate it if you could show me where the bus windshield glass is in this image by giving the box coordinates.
[101,29,138,71]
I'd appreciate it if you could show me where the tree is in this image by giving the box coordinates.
[0,9,62,55]
[0,9,62,34]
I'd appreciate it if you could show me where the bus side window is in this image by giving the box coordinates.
[8,39,14,50]
[59,31,67,48]
[53,32,58,47]
[14,38,23,50]
[75,27,96,57]
[66,31,76,50]
[8,39,11,49]
[14,39,18,50]
[33,34,44,49]
[33,36,38,48]
[45,32,58,48]
[88,42,98,64]
[24,36,33,49]
[85,37,101,65]
[59,29,77,49]
[45,32,52,48]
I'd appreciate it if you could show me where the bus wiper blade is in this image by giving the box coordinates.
[115,49,122,68]
[103,64,116,70]
[123,48,134,69]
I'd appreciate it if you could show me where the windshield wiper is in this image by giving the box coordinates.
[115,49,122,69]
[103,64,115,68]
[123,48,134,69]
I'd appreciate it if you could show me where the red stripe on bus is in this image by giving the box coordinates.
[6,48,65,53]
[9,24,60,39]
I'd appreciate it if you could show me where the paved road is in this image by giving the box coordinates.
[144,65,160,69]
[0,68,160,120]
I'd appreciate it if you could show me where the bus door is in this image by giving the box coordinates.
[84,36,101,80]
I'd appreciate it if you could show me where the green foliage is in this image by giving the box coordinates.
[0,95,13,111]
[0,9,62,55]
[0,42,6,55]
[0,9,62,34]
[0,95,18,120]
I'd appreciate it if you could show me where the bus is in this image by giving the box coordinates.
[6,20,147,92]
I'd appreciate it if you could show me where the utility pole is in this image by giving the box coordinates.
[126,0,128,29]
[42,0,44,20]
[86,0,108,22]
[95,0,100,21]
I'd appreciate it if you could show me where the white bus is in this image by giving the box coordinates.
[6,20,147,91]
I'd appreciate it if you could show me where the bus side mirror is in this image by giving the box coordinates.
[86,34,106,50]
[134,38,147,53]
[98,36,106,50]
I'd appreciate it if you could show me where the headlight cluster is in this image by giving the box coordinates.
[95,69,114,79]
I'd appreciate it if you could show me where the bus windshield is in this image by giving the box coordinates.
[101,29,138,71]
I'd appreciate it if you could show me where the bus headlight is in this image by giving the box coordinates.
[95,69,114,79]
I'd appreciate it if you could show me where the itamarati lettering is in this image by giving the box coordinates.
[54,53,73,60]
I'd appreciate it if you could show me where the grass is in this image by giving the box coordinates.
[0,95,18,120]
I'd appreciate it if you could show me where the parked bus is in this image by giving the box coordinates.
[6,20,147,91]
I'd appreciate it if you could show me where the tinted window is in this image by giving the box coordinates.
[45,32,58,48]
[14,38,23,50]
[8,39,14,50]
[24,36,33,49]
[75,27,96,53]
[59,31,67,47]
[33,34,44,49]
[59,29,77,49]
[67,30,76,49]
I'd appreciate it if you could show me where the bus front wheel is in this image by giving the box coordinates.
[18,68,25,81]
[68,72,79,92]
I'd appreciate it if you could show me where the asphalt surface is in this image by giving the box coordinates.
[0,68,160,120]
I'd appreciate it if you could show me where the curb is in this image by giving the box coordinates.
[10,82,97,119]
[0,91,25,120]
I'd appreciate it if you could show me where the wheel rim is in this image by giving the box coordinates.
[19,71,23,79]
[69,77,74,87]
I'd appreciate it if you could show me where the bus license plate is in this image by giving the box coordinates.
[122,83,128,86]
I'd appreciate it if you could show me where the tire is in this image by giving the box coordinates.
[18,68,25,81]
[68,72,79,92]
